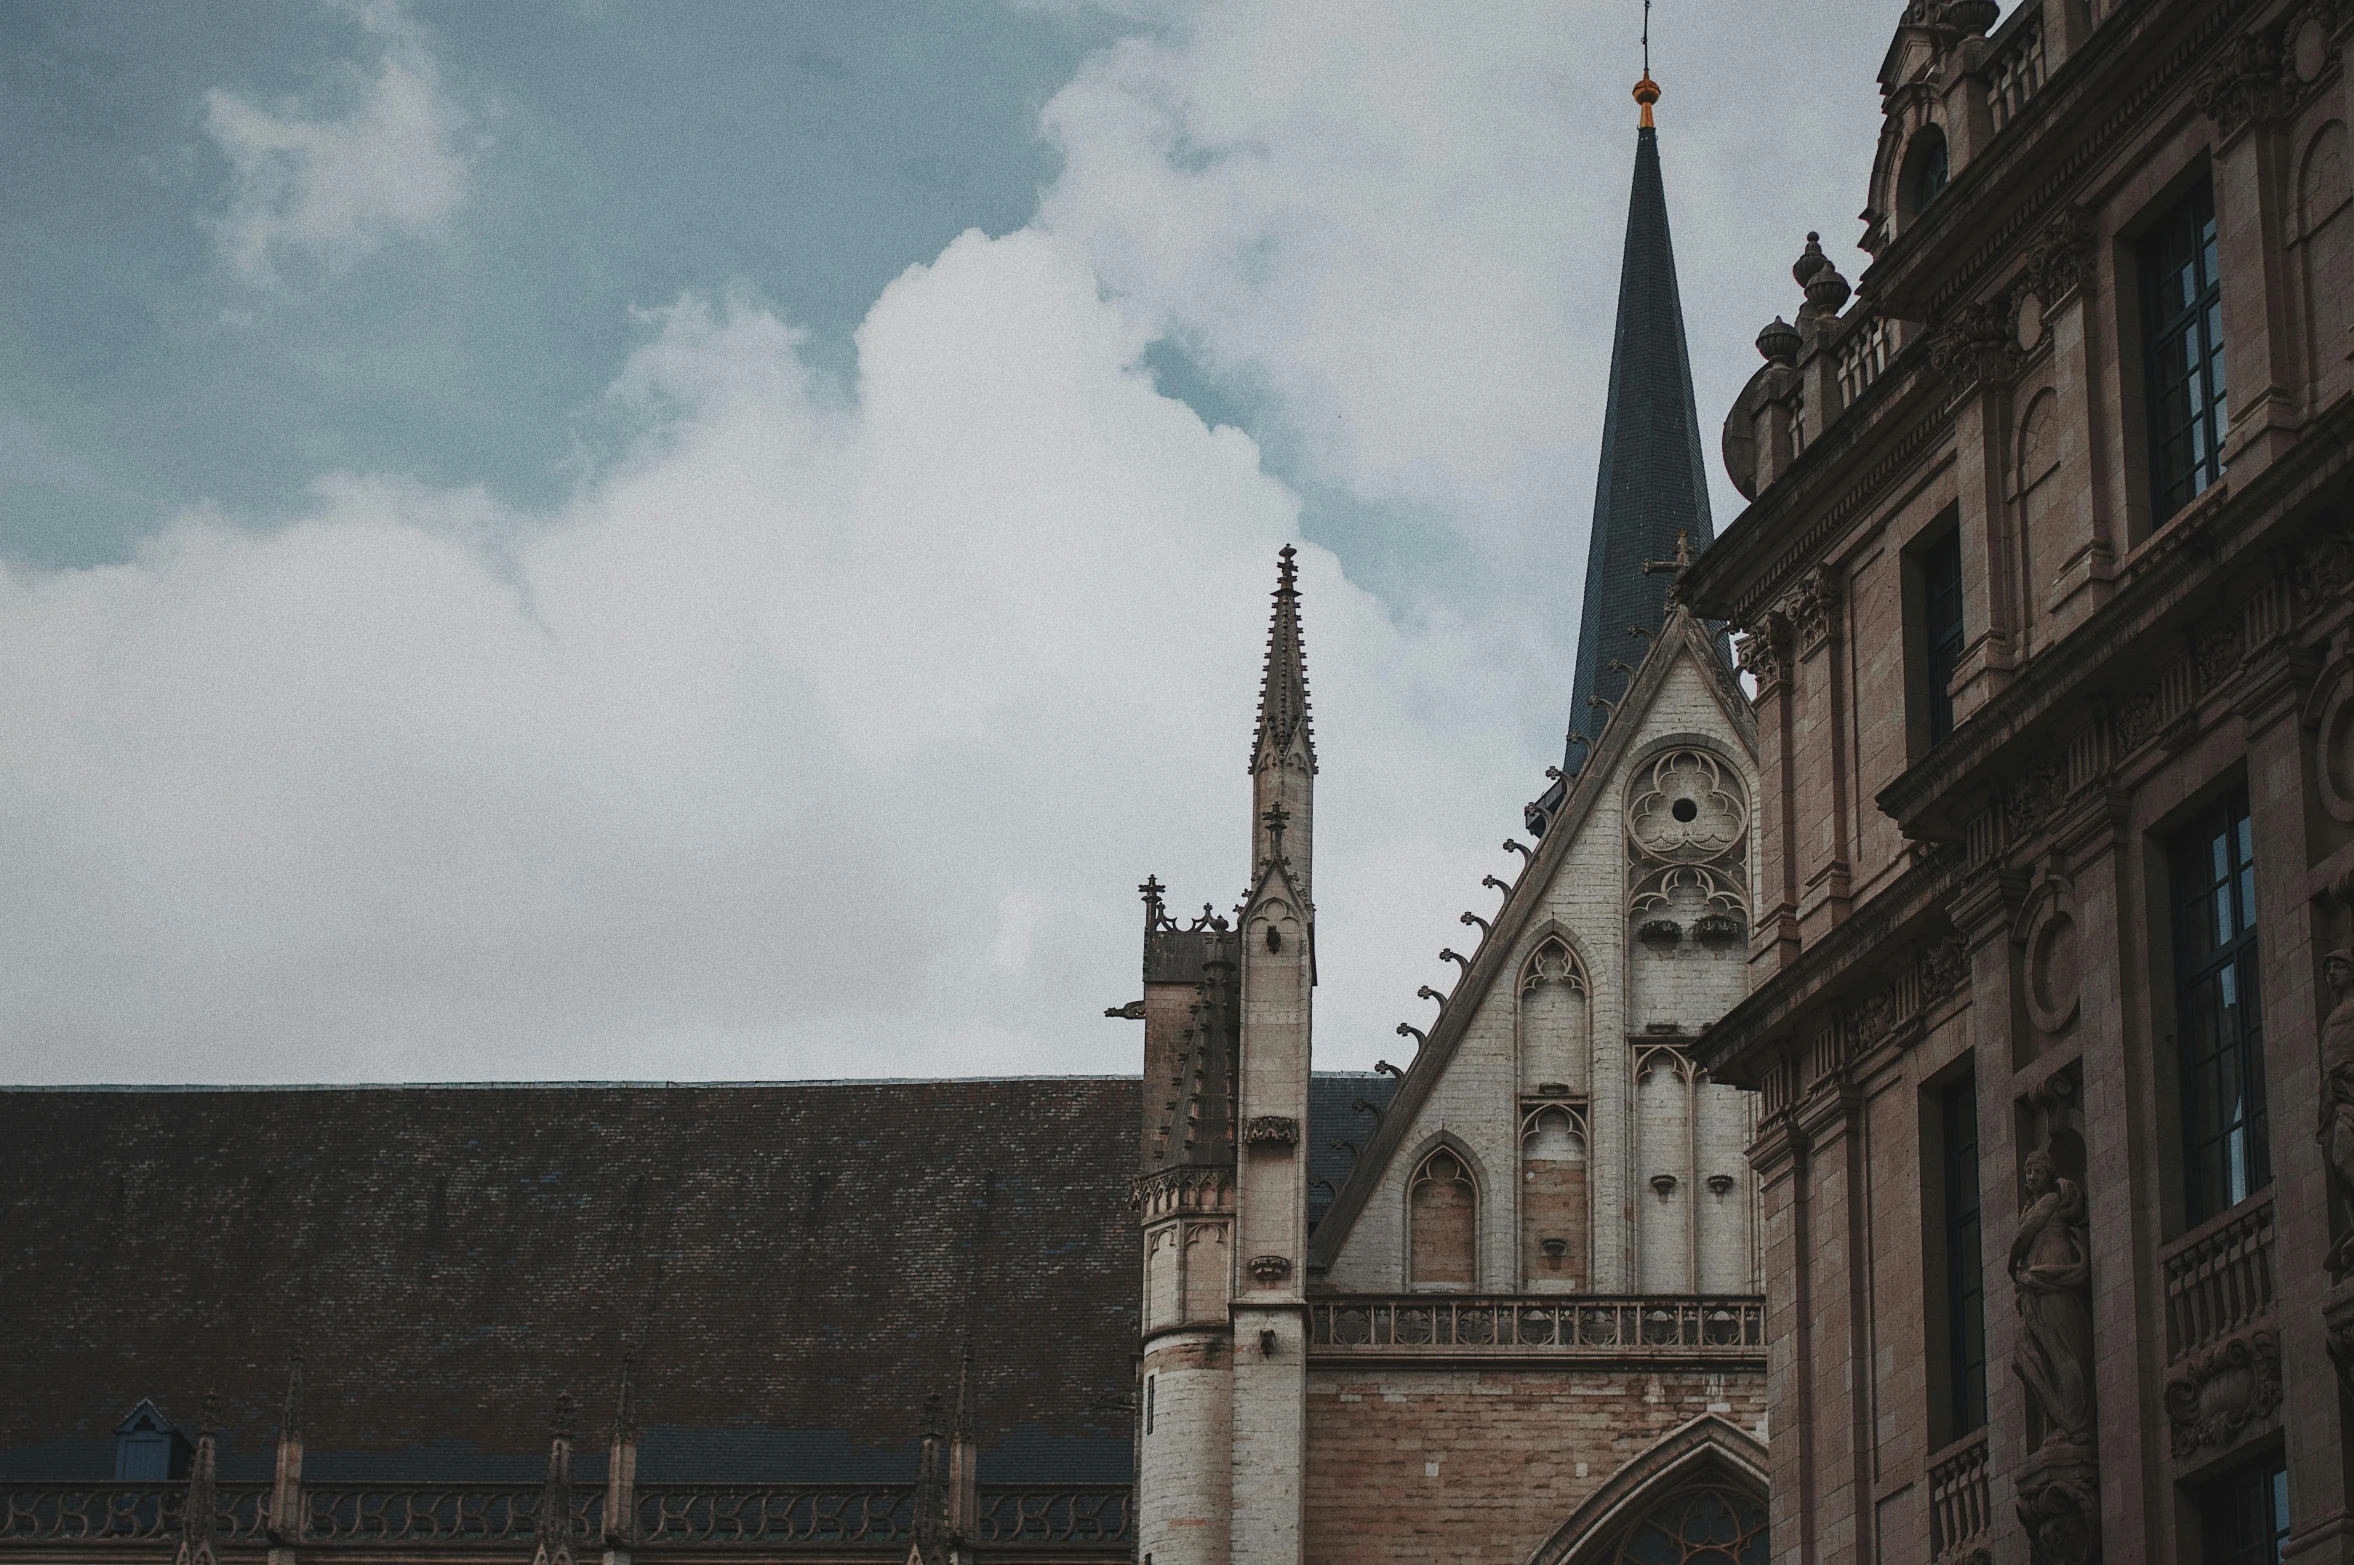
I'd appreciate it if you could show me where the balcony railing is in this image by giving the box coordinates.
[1927,1430,1990,1561]
[2163,1196,2275,1359]
[1986,13,2046,132]
[0,1480,1130,1554]
[1835,314,1894,411]
[1308,1294,1765,1358]
[304,1484,551,1545]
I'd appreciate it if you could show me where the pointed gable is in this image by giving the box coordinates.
[1310,608,1753,1279]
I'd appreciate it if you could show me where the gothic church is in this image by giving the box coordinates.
[0,74,1768,1565]
[1123,74,1768,1565]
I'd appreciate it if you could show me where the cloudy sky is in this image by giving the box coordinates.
[0,0,1912,1084]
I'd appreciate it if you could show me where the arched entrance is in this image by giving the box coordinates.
[1525,1415,1769,1565]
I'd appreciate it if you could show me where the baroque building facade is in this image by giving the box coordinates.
[1122,78,1774,1565]
[1683,1,2354,1563]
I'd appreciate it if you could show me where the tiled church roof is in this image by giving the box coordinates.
[0,1080,1140,1483]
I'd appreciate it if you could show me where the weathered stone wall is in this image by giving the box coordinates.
[1325,652,1763,1297]
[1301,1365,1768,1565]
[1684,2,2354,1561]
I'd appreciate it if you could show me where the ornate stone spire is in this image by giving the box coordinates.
[1250,545,1316,777]
[1553,55,1718,792]
[267,1357,304,1563]
[531,1394,576,1565]
[173,1394,220,1565]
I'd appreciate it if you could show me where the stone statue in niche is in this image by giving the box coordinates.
[2322,948,2354,1275]
[2012,1148,2095,1452]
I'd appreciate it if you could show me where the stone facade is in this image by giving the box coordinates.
[1131,557,1772,1565]
[1685,1,2354,1562]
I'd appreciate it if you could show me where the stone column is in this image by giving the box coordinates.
[1751,1089,1817,1565]
[1794,1075,1868,1565]
[2242,639,2354,1564]
[1739,616,1800,975]
[2205,65,2302,479]
[1949,381,2021,725]
[1788,572,1852,946]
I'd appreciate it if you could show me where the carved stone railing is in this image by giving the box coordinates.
[1308,1294,1765,1359]
[1986,11,2046,132]
[0,1480,1130,1553]
[632,1484,907,1546]
[302,1484,552,1545]
[1835,313,1894,411]
[974,1487,1132,1545]
[2163,1196,2276,1359]
[0,1484,269,1545]
[1926,1430,1990,1561]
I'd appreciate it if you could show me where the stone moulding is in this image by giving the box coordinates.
[1241,1115,1299,1147]
[2162,1327,2282,1457]
[2015,1459,2099,1565]
[1129,1167,1234,1219]
[1246,1254,1292,1284]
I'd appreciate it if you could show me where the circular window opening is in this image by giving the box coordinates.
[1671,798,1699,823]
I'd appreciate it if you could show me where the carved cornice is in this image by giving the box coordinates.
[2019,205,2096,307]
[2016,1458,2100,1565]
[1786,566,1844,655]
[2194,29,2292,140]
[1688,0,2261,630]
[2164,1328,2282,1456]
[1735,611,1792,691]
[1876,401,2354,840]
[1925,298,2024,395]
[1131,1166,1235,1219]
[1242,1115,1300,1147]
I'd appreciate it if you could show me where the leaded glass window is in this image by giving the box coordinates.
[1613,1484,1769,1565]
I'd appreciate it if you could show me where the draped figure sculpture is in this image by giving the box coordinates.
[2322,950,2354,1274]
[2011,1148,2095,1451]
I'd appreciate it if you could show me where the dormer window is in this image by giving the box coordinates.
[112,1400,190,1481]
[1901,126,1950,218]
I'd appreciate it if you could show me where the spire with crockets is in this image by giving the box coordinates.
[1250,544,1315,899]
[1533,59,1722,833]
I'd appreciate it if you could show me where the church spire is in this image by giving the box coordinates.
[1554,62,1716,790]
[1250,545,1315,902]
[1250,546,1315,779]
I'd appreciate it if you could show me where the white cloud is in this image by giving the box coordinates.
[1040,0,1891,582]
[6,0,1918,1083]
[0,228,1531,1082]
[203,1,475,284]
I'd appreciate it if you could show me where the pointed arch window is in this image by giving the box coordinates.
[1408,1148,1478,1290]
[1519,936,1591,1096]
[1611,1484,1768,1564]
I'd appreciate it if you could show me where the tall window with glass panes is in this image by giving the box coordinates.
[2141,179,2227,524]
[1938,1069,1987,1441]
[2169,787,2269,1226]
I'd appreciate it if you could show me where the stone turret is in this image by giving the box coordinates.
[1228,550,1315,1565]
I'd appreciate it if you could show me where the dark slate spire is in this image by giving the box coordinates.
[1559,74,1715,780]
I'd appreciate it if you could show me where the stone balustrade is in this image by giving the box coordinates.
[1926,1430,1990,1561]
[1307,1294,1765,1360]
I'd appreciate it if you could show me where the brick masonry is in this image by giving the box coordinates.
[1302,1367,1768,1565]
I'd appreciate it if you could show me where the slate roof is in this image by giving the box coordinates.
[1559,118,1719,787]
[0,1080,1139,1484]
[1306,1072,1395,1235]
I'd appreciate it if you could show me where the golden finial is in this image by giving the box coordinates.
[1634,0,1659,128]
